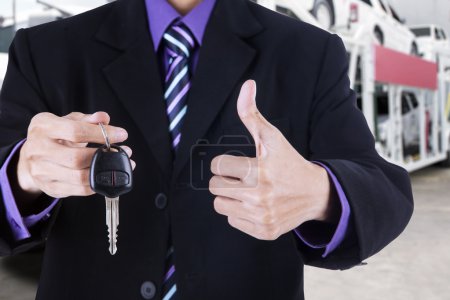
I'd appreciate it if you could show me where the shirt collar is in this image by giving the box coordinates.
[145,0,217,51]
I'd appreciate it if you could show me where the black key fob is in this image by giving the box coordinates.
[89,144,133,198]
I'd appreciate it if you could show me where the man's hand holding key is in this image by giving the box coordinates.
[15,111,136,200]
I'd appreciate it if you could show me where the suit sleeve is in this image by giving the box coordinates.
[294,163,351,257]
[0,29,60,256]
[299,34,414,270]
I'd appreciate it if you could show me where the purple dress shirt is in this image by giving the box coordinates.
[0,0,350,257]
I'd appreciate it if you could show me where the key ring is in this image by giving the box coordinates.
[99,123,111,151]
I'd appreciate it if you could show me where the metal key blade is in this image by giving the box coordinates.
[105,197,119,255]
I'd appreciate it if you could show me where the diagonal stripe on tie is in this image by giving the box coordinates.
[164,33,191,57]
[169,105,187,132]
[164,66,189,99]
[166,71,190,108]
[167,82,191,114]
[162,285,177,300]
[172,26,195,48]
[161,21,196,300]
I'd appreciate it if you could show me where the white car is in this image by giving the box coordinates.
[262,0,417,55]
[377,92,429,156]
[409,24,450,63]
[304,0,353,32]
[335,0,418,55]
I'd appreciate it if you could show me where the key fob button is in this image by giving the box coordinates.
[114,171,130,186]
[96,172,114,187]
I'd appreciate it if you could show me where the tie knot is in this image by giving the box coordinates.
[163,23,196,58]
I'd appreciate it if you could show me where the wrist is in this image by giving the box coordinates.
[8,145,43,210]
[16,147,40,194]
[307,162,340,223]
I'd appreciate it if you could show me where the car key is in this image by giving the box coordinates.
[89,124,133,255]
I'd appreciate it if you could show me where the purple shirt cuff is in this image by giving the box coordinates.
[294,162,351,258]
[0,139,59,241]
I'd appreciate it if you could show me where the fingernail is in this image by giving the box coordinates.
[116,129,128,140]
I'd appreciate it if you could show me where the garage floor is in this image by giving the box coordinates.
[1,166,449,300]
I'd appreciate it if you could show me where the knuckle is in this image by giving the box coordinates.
[210,156,219,173]
[65,112,83,120]
[255,191,269,205]
[42,182,57,197]
[213,197,225,213]
[258,167,271,184]
[227,217,237,228]
[30,112,49,125]
[208,176,218,193]
[67,124,85,142]
[258,226,279,241]
[213,197,221,210]
[32,172,46,183]
[29,113,52,133]
[27,122,42,138]
[259,209,275,226]
[261,213,271,226]
[28,164,41,179]
[23,145,35,161]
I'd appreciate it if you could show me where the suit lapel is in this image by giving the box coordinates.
[94,0,264,182]
[96,0,173,179]
[173,0,264,179]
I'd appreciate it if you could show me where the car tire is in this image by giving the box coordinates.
[374,27,384,45]
[313,0,334,30]
[440,151,450,168]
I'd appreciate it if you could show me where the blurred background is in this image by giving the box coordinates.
[1,0,450,299]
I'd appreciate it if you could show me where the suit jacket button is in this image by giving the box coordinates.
[155,193,168,210]
[140,281,156,299]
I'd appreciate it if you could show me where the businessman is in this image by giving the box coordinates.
[0,0,413,299]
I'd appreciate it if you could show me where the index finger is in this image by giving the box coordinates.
[44,117,128,144]
[211,154,255,180]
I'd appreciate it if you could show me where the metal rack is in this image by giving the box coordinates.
[258,0,450,172]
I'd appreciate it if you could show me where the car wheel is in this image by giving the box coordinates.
[411,42,420,57]
[374,27,384,45]
[440,150,450,168]
[313,0,334,30]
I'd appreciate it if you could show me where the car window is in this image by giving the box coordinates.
[360,0,372,5]
[401,95,410,114]
[275,6,301,21]
[435,28,442,40]
[411,27,431,37]
[409,94,419,109]
[440,29,447,40]
[377,0,388,13]
[389,5,402,22]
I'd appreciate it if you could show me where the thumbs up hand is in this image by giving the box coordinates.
[209,80,339,240]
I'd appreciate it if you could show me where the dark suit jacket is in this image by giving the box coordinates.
[0,0,414,299]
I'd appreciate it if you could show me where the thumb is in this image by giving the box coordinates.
[64,111,111,125]
[237,80,277,158]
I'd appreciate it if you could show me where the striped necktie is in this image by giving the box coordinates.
[161,22,195,300]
